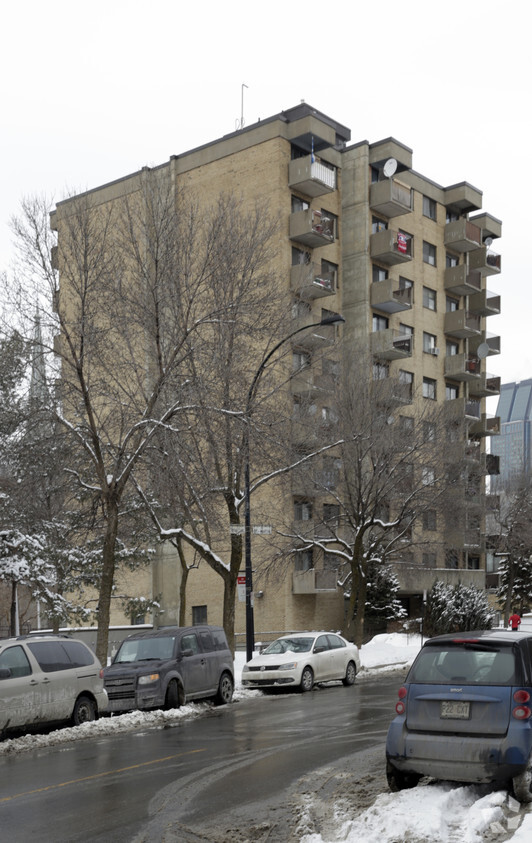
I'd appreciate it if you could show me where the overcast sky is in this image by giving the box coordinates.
[2,0,529,395]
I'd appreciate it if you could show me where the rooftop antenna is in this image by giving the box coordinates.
[235,83,248,131]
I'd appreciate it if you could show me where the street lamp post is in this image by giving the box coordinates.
[244,313,345,662]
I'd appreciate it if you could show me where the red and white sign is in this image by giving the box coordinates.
[397,232,407,254]
[237,574,246,603]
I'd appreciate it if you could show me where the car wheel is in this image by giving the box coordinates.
[214,671,234,705]
[513,751,532,803]
[300,666,314,692]
[386,761,421,793]
[165,679,183,710]
[72,695,96,726]
[342,661,357,686]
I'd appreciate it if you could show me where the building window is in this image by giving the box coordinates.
[423,286,437,311]
[423,552,437,568]
[446,252,459,268]
[423,377,436,400]
[423,196,437,220]
[321,259,338,288]
[399,370,414,400]
[445,550,459,569]
[323,210,337,239]
[423,241,437,266]
[192,605,208,625]
[446,296,458,312]
[423,510,437,531]
[423,421,436,442]
[291,195,309,212]
[446,210,460,223]
[292,299,311,319]
[323,503,340,524]
[373,361,389,380]
[371,166,380,184]
[446,340,459,356]
[372,314,389,332]
[372,216,387,234]
[399,323,413,337]
[467,555,480,570]
[294,549,313,571]
[293,350,311,371]
[422,467,435,486]
[399,276,413,291]
[372,265,388,282]
[292,246,311,265]
[423,332,437,354]
[294,499,313,521]
[446,383,459,400]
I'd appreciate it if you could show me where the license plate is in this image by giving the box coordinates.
[440,700,470,719]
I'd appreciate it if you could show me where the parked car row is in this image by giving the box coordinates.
[0,626,360,738]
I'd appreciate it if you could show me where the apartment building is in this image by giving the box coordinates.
[51,103,502,639]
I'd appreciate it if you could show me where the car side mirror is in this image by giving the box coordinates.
[313,646,327,654]
[0,667,12,680]
[181,648,194,658]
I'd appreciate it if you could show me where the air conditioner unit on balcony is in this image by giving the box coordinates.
[429,347,440,356]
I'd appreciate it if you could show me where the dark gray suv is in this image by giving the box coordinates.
[103,625,234,712]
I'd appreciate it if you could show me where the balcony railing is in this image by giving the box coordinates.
[290,263,336,299]
[290,208,335,248]
[370,229,413,266]
[469,413,500,438]
[469,331,501,357]
[293,568,337,593]
[370,279,412,313]
[468,246,502,276]
[468,289,501,317]
[370,178,413,218]
[443,353,481,381]
[288,156,337,197]
[444,265,482,297]
[371,329,413,360]
[469,372,501,398]
[444,219,482,252]
[444,309,481,338]
[292,314,337,349]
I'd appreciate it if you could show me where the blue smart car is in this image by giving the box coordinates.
[386,630,532,802]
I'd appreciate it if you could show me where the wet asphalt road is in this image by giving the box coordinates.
[0,672,403,842]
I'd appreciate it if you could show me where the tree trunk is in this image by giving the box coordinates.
[95,500,119,666]
[176,540,189,626]
[10,581,17,637]
[223,573,238,657]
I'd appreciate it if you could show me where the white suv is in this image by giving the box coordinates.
[0,634,108,735]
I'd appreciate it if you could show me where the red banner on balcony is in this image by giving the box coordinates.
[397,232,407,254]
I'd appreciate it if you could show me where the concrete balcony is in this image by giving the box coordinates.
[469,413,501,438]
[290,263,336,300]
[468,372,501,399]
[443,183,483,215]
[468,289,501,317]
[444,219,482,252]
[288,155,336,197]
[290,369,319,396]
[444,265,482,297]
[443,353,481,381]
[293,568,338,593]
[445,396,481,424]
[290,208,335,248]
[444,309,481,339]
[393,562,485,595]
[370,229,413,265]
[468,246,501,276]
[292,315,337,349]
[469,331,501,357]
[371,329,413,360]
[370,279,412,313]
[370,178,413,218]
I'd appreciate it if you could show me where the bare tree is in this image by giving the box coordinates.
[6,183,286,662]
[276,345,454,645]
[493,477,532,622]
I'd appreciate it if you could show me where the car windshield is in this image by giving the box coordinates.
[263,637,313,655]
[408,644,517,685]
[114,637,176,663]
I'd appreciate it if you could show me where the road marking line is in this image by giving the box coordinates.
[0,748,206,803]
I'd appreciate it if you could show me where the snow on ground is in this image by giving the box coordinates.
[2,632,532,841]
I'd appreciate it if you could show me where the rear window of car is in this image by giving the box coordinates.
[408,644,517,685]
[211,629,229,651]
[28,641,73,672]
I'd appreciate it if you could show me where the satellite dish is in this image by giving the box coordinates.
[383,158,397,178]
[484,236,493,247]
[477,342,490,359]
